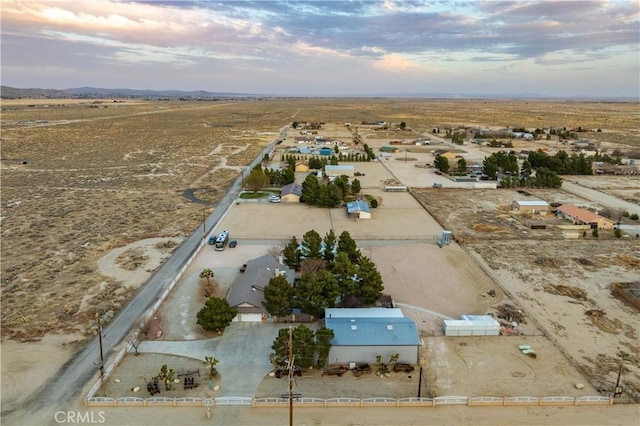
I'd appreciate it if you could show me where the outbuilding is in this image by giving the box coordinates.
[325,308,420,364]
[346,200,371,219]
[325,164,355,178]
[443,315,501,336]
[512,200,549,215]
[294,160,309,172]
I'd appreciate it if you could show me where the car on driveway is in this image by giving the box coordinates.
[268,196,281,203]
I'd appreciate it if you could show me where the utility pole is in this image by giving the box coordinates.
[288,326,294,426]
[97,318,105,383]
[417,366,422,397]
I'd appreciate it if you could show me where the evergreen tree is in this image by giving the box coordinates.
[302,229,323,259]
[355,256,384,304]
[337,230,360,262]
[434,154,450,174]
[196,297,237,332]
[322,229,337,262]
[283,236,301,269]
[301,174,320,205]
[263,275,293,317]
[293,271,339,317]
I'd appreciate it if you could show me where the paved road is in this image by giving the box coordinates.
[1,128,288,426]
[561,179,639,213]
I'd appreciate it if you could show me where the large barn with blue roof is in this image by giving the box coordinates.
[324,308,420,364]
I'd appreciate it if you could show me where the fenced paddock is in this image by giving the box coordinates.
[86,395,613,408]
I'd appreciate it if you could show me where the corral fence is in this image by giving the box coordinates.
[86,395,613,408]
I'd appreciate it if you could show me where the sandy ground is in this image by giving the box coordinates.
[4,111,639,424]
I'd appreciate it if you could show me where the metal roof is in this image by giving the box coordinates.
[346,200,370,214]
[514,200,549,206]
[326,308,404,318]
[326,317,420,346]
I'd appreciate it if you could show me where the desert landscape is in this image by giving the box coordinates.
[1,98,639,425]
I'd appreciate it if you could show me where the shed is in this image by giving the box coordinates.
[443,315,500,336]
[280,183,302,203]
[346,200,371,219]
[379,146,399,153]
[325,164,354,178]
[512,200,549,215]
[227,255,294,322]
[325,308,420,364]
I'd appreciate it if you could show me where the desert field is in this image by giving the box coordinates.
[2,98,639,423]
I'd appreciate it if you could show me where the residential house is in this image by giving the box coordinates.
[280,183,302,203]
[556,204,615,230]
[294,160,310,172]
[226,255,295,322]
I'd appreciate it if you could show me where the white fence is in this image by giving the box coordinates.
[86,395,613,408]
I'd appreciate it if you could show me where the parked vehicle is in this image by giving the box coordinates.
[322,365,348,377]
[207,235,217,245]
[229,240,237,248]
[268,196,281,203]
[352,363,372,377]
[393,363,415,373]
[214,230,229,251]
[275,365,302,378]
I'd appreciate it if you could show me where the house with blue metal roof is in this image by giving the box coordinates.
[324,308,420,364]
[346,200,371,219]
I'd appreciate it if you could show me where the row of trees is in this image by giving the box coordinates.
[270,325,334,369]
[300,174,361,207]
[264,230,384,317]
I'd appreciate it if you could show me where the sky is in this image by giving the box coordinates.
[1,0,639,98]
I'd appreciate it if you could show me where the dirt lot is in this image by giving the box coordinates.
[2,99,639,422]
[413,186,640,399]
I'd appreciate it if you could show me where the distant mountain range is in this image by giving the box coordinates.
[0,86,256,100]
[1,85,635,101]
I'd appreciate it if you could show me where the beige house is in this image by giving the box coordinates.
[295,160,309,172]
[557,204,615,230]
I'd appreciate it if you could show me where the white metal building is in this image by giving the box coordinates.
[443,315,501,336]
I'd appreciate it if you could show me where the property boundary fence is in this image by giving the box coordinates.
[86,394,613,408]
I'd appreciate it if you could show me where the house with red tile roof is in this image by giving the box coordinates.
[556,204,615,230]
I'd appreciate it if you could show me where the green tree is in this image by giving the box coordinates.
[592,228,599,238]
[351,178,361,195]
[456,157,467,174]
[482,156,498,179]
[314,327,335,367]
[614,228,623,238]
[293,271,339,317]
[451,131,465,145]
[302,229,323,259]
[196,297,237,332]
[337,230,360,262]
[281,164,295,185]
[331,252,358,300]
[399,121,406,130]
[434,154,450,174]
[333,175,350,199]
[283,236,301,269]
[292,121,299,128]
[291,324,316,369]
[301,174,320,205]
[263,275,293,317]
[322,229,337,262]
[244,167,270,193]
[325,183,342,207]
[356,256,384,305]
